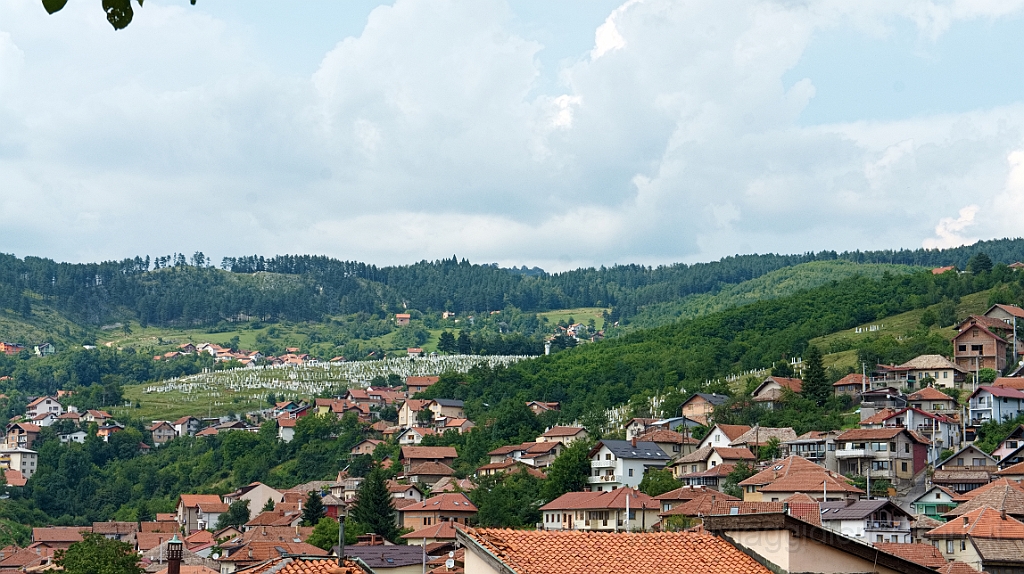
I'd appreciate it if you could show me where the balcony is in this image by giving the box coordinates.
[865,521,905,531]
[587,475,618,483]
[836,448,868,459]
[591,459,616,469]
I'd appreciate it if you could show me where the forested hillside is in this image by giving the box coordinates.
[2,238,1024,333]
[423,264,1024,424]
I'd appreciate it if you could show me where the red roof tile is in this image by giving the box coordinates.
[926,506,1024,539]
[464,528,772,574]
[403,493,477,513]
[872,542,946,567]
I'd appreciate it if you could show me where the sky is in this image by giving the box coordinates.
[2,0,1024,271]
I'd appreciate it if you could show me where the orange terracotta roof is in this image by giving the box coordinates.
[400,521,459,540]
[926,506,1024,539]
[857,408,898,426]
[935,562,984,574]
[137,532,175,551]
[712,447,756,460]
[238,557,365,574]
[953,478,1024,502]
[464,528,772,574]
[541,426,586,437]
[872,542,946,567]
[179,494,223,508]
[993,377,1024,390]
[738,456,824,486]
[661,493,741,517]
[403,493,477,513]
[653,485,719,501]
[833,373,867,387]
[758,469,864,494]
[944,482,1024,517]
[996,461,1024,476]
[716,424,753,441]
[4,469,26,487]
[837,427,920,441]
[32,527,89,543]
[401,446,457,460]
[409,461,456,476]
[908,386,956,401]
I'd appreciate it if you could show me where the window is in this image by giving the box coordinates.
[828,443,836,451]
[961,540,966,551]
[936,493,942,499]
[710,461,717,467]
[673,445,681,452]
[972,458,985,466]
[877,535,884,543]
[958,345,966,352]
[905,443,910,453]
[691,465,697,473]
[891,442,897,452]
[902,462,908,472]
[972,344,983,352]
[956,458,964,466]
[605,453,612,460]
[947,540,954,554]
[1010,441,1019,449]
[628,469,634,477]
[943,372,948,378]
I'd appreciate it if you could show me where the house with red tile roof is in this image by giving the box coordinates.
[907,386,959,414]
[925,506,1024,572]
[658,491,741,521]
[5,422,40,449]
[535,426,587,445]
[398,399,433,427]
[969,385,1024,426]
[400,521,460,546]
[872,542,947,568]
[833,373,867,396]
[897,354,967,389]
[401,493,477,530]
[459,528,773,574]
[751,376,803,409]
[25,396,63,419]
[230,556,368,574]
[405,376,439,395]
[696,424,752,450]
[540,487,660,532]
[633,428,698,458]
[911,484,959,520]
[668,445,754,480]
[177,494,226,534]
[820,499,913,543]
[31,526,90,549]
[525,401,560,415]
[678,462,736,491]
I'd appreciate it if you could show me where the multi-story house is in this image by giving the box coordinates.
[954,316,1010,374]
[894,354,967,389]
[25,396,63,419]
[172,415,201,437]
[992,425,1024,461]
[969,385,1024,426]
[540,488,660,532]
[751,377,802,409]
[697,424,752,450]
[428,399,465,421]
[148,421,176,445]
[931,445,997,494]
[678,393,730,425]
[925,506,1024,573]
[398,399,432,428]
[834,428,929,486]
[535,426,588,445]
[401,493,477,530]
[5,423,40,449]
[0,446,38,478]
[669,445,754,479]
[781,431,840,470]
[819,499,913,544]
[880,407,960,463]
[907,386,959,414]
[588,439,671,492]
[176,494,226,534]
[911,485,958,520]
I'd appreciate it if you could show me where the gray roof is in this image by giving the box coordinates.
[693,393,730,405]
[432,399,464,407]
[592,440,671,461]
[341,545,426,568]
[819,499,909,520]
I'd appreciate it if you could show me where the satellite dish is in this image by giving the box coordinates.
[449,551,455,558]
[445,559,455,569]
[211,553,220,560]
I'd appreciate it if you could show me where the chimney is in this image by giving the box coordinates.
[1002,509,1008,520]
[631,437,637,447]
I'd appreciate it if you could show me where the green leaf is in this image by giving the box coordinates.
[41,0,68,15]
[103,0,134,30]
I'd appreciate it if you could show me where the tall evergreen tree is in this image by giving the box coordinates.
[302,492,325,527]
[349,467,398,541]
[437,331,457,354]
[456,331,472,355]
[801,345,829,406]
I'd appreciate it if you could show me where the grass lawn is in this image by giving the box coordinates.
[536,307,610,330]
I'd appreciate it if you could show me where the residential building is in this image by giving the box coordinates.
[5,423,40,449]
[652,485,722,513]
[833,373,867,396]
[969,386,1024,426]
[33,342,55,356]
[634,428,696,457]
[427,399,464,420]
[941,479,1024,521]
[148,421,176,445]
[0,446,38,479]
[406,461,456,486]
[400,493,477,530]
[697,423,752,450]
[728,425,797,452]
[59,430,87,444]
[908,386,959,414]
[539,488,660,532]
[911,485,958,520]
[668,445,754,479]
[932,446,998,494]
[525,401,560,415]
[386,481,423,503]
[703,512,938,574]
[486,441,562,467]
[881,407,961,463]
[400,521,459,546]
[177,494,226,534]
[739,456,864,503]
[475,459,547,479]
[395,313,411,326]
[443,417,475,433]
[834,427,929,485]
[396,427,436,445]
[351,439,383,456]
[223,482,284,512]
[751,376,802,409]
[623,418,659,441]
[781,430,841,469]
[678,392,729,425]
[535,426,588,445]
[82,409,113,424]
[587,440,671,491]
[678,463,736,490]
[401,446,458,472]
[458,528,774,574]
[953,317,1009,374]
[397,399,432,427]
[896,354,967,389]
[276,417,297,442]
[25,396,63,418]
[925,506,1024,573]
[819,499,913,544]
[173,415,202,437]
[405,376,438,395]
[31,527,90,549]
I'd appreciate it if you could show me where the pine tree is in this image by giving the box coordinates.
[456,331,472,355]
[802,345,829,406]
[262,497,276,512]
[349,467,398,541]
[437,331,457,354]
[302,492,325,527]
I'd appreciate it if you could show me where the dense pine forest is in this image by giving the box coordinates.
[2,238,1024,330]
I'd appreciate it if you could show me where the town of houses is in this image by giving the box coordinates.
[6,305,1024,573]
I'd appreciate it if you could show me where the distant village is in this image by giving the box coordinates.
[4,302,1024,573]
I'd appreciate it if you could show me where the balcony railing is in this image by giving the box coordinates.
[587,475,618,483]
[591,459,616,468]
[836,448,868,458]
[865,521,904,531]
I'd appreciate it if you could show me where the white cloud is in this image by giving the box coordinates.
[2,0,1024,270]
[923,205,980,249]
